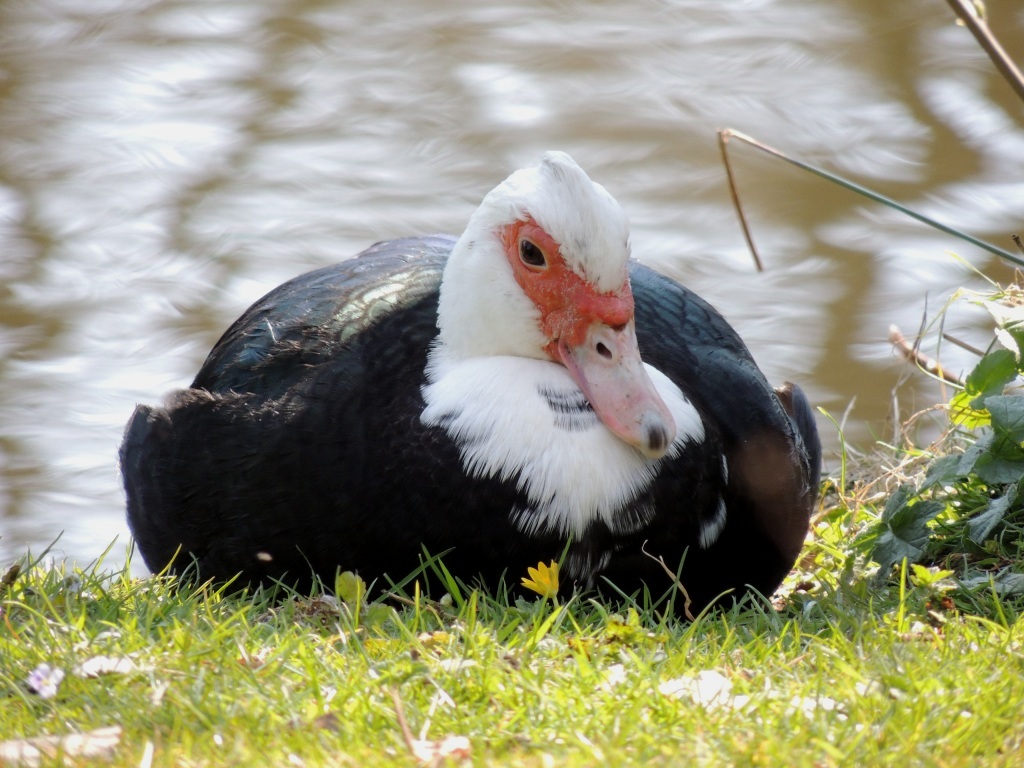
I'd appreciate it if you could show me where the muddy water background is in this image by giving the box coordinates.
[1,0,1023,570]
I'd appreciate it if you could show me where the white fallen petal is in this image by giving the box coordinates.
[731,694,753,709]
[72,655,138,678]
[789,694,843,716]
[319,685,338,704]
[410,735,471,764]
[0,726,122,767]
[428,688,456,709]
[150,681,170,707]
[658,670,734,708]
[601,663,628,689]
[436,658,478,673]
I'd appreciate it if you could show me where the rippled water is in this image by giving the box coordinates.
[1,0,1022,570]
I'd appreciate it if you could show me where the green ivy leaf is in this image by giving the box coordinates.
[881,483,917,523]
[335,571,366,607]
[956,434,994,477]
[968,482,1019,544]
[921,454,964,489]
[960,569,1024,595]
[966,349,1019,399]
[909,563,954,588]
[949,391,989,430]
[871,486,944,577]
[361,603,397,629]
[986,395,1024,442]
[970,450,1024,487]
[972,446,1024,485]
[950,350,1019,428]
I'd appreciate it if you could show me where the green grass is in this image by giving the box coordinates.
[3,499,1024,768]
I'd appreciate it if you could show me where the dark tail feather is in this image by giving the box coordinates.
[120,404,179,574]
[774,382,822,495]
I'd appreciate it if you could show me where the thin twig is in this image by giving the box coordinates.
[944,0,1024,104]
[837,395,857,436]
[717,128,1024,267]
[889,324,964,386]
[891,385,902,447]
[387,687,419,756]
[640,540,694,621]
[832,396,866,459]
[941,332,986,357]
[717,130,764,272]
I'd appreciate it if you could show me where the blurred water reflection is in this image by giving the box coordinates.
[1,0,1022,569]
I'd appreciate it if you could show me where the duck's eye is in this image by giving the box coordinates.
[520,240,546,268]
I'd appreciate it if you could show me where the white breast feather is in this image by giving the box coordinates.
[421,355,704,538]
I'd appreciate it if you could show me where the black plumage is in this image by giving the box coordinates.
[121,234,820,612]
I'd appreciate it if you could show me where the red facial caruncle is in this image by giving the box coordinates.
[500,217,676,458]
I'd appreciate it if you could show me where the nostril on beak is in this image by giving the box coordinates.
[645,423,668,455]
[595,342,612,359]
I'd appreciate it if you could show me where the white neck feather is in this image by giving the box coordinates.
[424,152,688,541]
[421,355,705,538]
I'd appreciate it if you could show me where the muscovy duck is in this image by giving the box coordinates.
[121,151,820,612]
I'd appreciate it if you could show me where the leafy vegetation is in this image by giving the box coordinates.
[859,286,1024,603]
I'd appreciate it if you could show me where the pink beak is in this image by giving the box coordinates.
[555,320,676,459]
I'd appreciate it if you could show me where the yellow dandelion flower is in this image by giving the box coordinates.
[521,560,559,599]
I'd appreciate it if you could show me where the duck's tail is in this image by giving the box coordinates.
[774,381,822,497]
[120,402,185,575]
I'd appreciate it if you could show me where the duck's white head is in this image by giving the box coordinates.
[434,151,675,459]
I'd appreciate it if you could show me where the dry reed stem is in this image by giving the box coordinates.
[640,540,695,621]
[889,325,965,387]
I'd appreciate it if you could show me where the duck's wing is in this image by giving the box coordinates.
[191,234,456,397]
